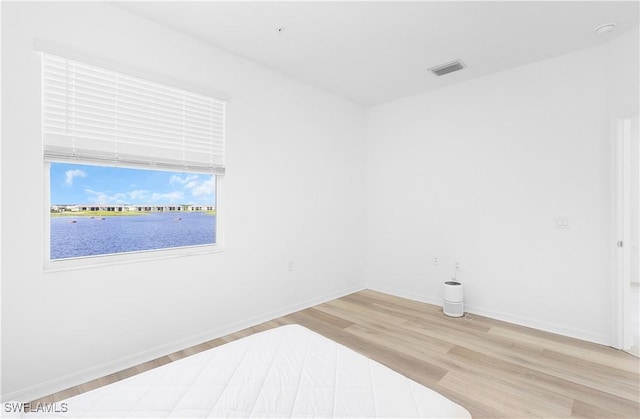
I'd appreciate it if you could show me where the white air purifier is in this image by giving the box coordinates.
[443,281,464,317]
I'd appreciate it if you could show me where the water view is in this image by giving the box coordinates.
[50,162,217,260]
[50,212,216,259]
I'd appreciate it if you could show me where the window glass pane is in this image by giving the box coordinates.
[49,162,216,260]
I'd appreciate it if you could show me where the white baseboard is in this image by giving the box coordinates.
[464,304,610,346]
[367,284,610,346]
[2,284,365,403]
[367,284,444,307]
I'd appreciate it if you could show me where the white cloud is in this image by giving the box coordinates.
[64,169,87,186]
[191,177,215,199]
[85,189,128,204]
[129,189,149,200]
[170,174,199,185]
[85,189,113,204]
[168,173,214,201]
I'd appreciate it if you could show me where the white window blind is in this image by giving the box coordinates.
[42,53,225,174]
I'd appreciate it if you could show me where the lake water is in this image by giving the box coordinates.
[50,212,216,259]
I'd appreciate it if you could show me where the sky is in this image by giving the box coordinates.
[50,163,215,205]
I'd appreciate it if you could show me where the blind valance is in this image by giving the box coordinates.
[42,53,226,174]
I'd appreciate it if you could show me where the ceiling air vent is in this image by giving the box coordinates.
[428,59,466,77]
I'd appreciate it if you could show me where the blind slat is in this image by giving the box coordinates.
[42,53,226,172]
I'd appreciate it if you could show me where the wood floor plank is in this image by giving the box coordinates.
[438,370,574,418]
[571,398,639,418]
[489,326,639,373]
[345,322,455,355]
[446,345,640,418]
[30,289,640,418]
[541,347,639,386]
[298,306,356,329]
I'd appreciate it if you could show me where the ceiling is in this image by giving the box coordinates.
[114,1,640,106]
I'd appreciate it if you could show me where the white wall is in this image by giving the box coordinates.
[1,2,366,399]
[605,29,640,116]
[365,29,639,345]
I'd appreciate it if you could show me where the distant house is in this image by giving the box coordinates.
[51,204,214,212]
[187,205,215,211]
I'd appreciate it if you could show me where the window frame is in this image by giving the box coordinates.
[38,46,228,271]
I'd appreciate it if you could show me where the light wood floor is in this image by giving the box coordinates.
[34,290,640,418]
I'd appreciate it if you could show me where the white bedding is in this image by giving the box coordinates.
[24,325,470,418]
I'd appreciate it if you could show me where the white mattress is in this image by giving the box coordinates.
[24,325,471,418]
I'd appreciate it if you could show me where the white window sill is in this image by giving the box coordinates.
[43,244,225,273]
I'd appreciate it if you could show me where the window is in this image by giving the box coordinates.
[42,52,226,263]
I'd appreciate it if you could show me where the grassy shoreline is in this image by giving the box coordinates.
[51,211,145,217]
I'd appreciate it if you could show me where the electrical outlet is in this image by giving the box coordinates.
[433,257,439,265]
[556,217,570,229]
[455,262,461,271]
[288,260,294,272]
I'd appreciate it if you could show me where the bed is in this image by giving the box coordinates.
[24,324,471,418]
